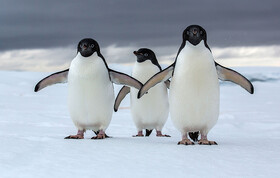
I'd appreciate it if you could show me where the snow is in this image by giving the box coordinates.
[0,66,279,178]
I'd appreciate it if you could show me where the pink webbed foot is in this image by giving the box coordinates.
[64,135,84,139]
[93,130,111,138]
[91,135,105,139]
[198,139,218,145]
[91,130,107,139]
[198,135,218,145]
[156,130,171,137]
[177,139,194,145]
[133,131,144,137]
[65,130,84,139]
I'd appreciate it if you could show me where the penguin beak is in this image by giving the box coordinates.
[193,28,198,35]
[82,44,88,50]
[133,51,142,56]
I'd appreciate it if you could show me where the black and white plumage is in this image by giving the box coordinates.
[138,25,254,145]
[114,48,170,137]
[35,38,142,139]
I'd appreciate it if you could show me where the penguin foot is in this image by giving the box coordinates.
[103,134,111,138]
[91,130,107,139]
[177,139,194,145]
[64,135,84,139]
[91,134,106,139]
[157,134,171,137]
[156,131,171,137]
[133,134,144,137]
[198,139,217,145]
[93,131,111,138]
[133,131,144,137]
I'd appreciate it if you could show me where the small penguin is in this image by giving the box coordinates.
[35,38,142,139]
[138,25,254,145]
[114,48,170,137]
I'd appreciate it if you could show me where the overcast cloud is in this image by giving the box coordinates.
[0,0,279,71]
[1,0,280,50]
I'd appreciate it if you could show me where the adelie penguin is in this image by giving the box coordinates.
[34,38,142,139]
[114,48,170,137]
[138,25,254,145]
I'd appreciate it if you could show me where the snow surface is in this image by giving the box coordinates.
[0,66,279,178]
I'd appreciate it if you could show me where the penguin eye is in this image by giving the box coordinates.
[144,53,148,57]
[90,44,94,48]
[187,31,190,35]
[200,31,203,35]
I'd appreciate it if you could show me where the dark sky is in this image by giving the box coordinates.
[1,0,279,51]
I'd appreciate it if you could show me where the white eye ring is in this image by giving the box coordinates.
[144,53,148,57]
[91,44,94,48]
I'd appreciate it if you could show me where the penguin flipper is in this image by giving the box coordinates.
[164,80,171,89]
[109,70,142,90]
[114,86,130,112]
[138,64,174,98]
[34,69,69,92]
[215,62,254,94]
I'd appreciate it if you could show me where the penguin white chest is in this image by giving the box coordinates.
[170,42,219,134]
[130,61,169,130]
[68,53,114,131]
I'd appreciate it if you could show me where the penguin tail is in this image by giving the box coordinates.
[189,132,199,142]
[145,129,153,137]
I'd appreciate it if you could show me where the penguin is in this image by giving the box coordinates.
[34,38,142,139]
[138,25,254,145]
[114,48,170,137]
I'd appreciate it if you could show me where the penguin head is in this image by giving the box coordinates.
[133,48,162,70]
[77,38,100,57]
[183,25,207,46]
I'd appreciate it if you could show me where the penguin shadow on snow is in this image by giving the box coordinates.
[138,25,254,146]
[34,38,143,140]
[114,48,171,138]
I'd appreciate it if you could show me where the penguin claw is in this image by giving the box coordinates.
[177,139,194,145]
[91,134,106,139]
[156,131,171,137]
[156,134,171,137]
[93,131,111,138]
[64,135,84,139]
[198,139,218,145]
[133,134,144,137]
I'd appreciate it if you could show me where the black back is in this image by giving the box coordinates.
[77,38,109,70]
[133,48,162,71]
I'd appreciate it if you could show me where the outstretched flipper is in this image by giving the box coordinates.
[138,64,174,98]
[114,86,130,112]
[34,69,69,92]
[109,69,142,90]
[114,79,170,112]
[215,62,254,94]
